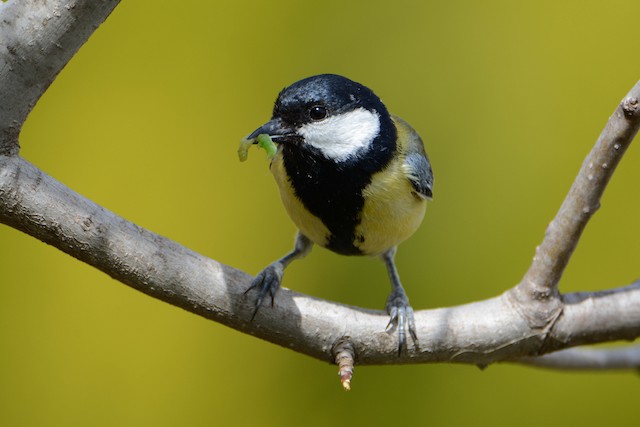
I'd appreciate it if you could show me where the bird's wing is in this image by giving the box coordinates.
[392,115,434,200]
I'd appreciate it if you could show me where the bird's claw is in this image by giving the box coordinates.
[385,298,418,355]
[244,263,284,320]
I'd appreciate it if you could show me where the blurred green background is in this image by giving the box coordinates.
[2,0,640,425]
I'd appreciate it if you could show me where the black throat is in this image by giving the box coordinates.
[282,116,397,255]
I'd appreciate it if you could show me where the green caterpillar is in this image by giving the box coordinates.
[238,134,277,162]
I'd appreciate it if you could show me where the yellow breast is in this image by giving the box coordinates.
[355,156,426,255]
[270,150,331,247]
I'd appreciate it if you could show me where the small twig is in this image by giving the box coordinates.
[518,345,640,371]
[333,337,356,391]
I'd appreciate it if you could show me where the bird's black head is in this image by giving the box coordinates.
[247,74,395,162]
[273,74,389,128]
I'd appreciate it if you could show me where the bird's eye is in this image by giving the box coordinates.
[308,105,328,121]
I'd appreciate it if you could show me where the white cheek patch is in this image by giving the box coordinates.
[298,108,380,161]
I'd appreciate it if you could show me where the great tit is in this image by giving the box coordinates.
[244,74,433,352]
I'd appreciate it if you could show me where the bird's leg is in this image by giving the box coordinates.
[245,232,313,320]
[382,247,418,354]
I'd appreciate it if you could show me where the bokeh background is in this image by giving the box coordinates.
[2,0,640,425]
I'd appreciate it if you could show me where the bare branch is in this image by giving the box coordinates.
[1,156,639,366]
[518,345,640,371]
[509,82,640,331]
[0,0,120,155]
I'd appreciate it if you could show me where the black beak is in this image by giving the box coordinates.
[245,118,295,142]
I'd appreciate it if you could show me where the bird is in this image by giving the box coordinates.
[242,74,433,352]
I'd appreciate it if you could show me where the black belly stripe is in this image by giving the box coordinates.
[282,122,396,255]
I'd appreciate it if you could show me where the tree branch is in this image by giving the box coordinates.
[0,0,120,155]
[1,1,639,380]
[518,345,640,371]
[510,88,640,331]
[1,155,640,365]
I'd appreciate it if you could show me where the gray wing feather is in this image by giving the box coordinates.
[404,150,433,199]
[393,115,433,200]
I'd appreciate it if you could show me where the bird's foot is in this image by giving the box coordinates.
[244,262,284,320]
[385,292,418,355]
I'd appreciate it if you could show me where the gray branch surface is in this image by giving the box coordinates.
[0,0,119,155]
[1,0,640,373]
[518,345,640,370]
